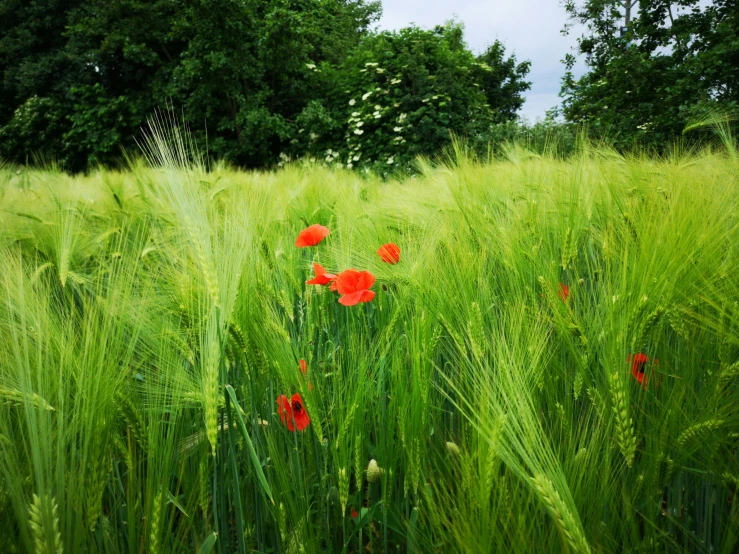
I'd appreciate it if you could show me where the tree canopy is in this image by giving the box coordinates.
[560,0,738,148]
[284,23,531,172]
[0,1,531,172]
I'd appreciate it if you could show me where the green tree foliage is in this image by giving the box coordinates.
[286,22,531,172]
[560,0,739,148]
[0,0,382,170]
[0,4,531,172]
[477,41,532,124]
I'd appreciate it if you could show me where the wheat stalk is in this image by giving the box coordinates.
[28,494,63,554]
[677,419,724,447]
[531,474,591,554]
[609,369,636,467]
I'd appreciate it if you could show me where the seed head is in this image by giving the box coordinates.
[367,459,383,483]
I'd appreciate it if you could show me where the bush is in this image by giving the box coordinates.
[287,23,531,174]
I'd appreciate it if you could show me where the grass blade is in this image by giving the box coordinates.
[225,384,274,504]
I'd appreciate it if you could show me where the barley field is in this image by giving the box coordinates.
[0,134,738,553]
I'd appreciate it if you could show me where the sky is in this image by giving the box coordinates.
[377,0,588,121]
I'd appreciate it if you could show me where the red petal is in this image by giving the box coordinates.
[295,225,330,247]
[558,283,569,302]
[338,291,363,306]
[358,289,375,303]
[355,271,375,291]
[290,393,310,431]
[307,274,333,285]
[378,243,400,264]
[306,262,337,285]
[334,269,360,294]
[630,353,649,387]
[276,395,294,431]
[299,359,307,376]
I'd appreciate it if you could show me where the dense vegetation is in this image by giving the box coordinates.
[0,0,530,172]
[561,0,739,148]
[3,0,736,173]
[0,128,738,552]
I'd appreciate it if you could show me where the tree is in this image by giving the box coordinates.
[560,0,739,148]
[0,0,382,170]
[287,22,531,172]
[0,3,532,172]
[476,41,531,124]
[0,0,83,163]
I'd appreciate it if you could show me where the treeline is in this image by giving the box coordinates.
[560,0,738,149]
[1,0,736,173]
[0,0,530,172]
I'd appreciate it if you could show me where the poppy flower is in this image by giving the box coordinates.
[558,283,570,302]
[332,269,376,306]
[351,508,359,519]
[295,224,330,247]
[276,395,294,431]
[629,353,649,386]
[299,359,314,391]
[276,393,311,431]
[306,262,336,285]
[377,243,400,264]
[628,353,661,388]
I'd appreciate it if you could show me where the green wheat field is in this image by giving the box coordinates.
[1,131,738,553]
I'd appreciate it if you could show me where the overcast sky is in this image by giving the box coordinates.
[377,0,587,121]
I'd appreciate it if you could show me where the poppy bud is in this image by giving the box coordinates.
[446,441,460,456]
[366,459,383,483]
[578,278,585,285]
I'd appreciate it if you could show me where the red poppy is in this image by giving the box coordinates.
[558,283,570,302]
[629,353,649,386]
[306,262,336,285]
[295,224,330,247]
[276,395,294,431]
[332,269,376,306]
[351,508,359,519]
[628,353,661,388]
[276,393,311,431]
[377,243,400,264]
[299,359,314,391]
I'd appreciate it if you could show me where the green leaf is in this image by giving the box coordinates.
[166,490,189,518]
[342,502,382,553]
[225,384,274,504]
[198,532,217,554]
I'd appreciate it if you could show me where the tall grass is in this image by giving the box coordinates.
[0,134,738,553]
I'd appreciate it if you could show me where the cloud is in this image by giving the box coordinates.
[377,0,588,120]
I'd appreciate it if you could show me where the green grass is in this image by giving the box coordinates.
[0,133,738,553]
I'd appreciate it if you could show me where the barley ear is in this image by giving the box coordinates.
[677,419,724,447]
[609,369,636,467]
[149,490,163,554]
[28,493,63,554]
[531,474,591,554]
[631,306,664,352]
[338,467,349,516]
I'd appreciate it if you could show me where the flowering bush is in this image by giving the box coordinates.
[286,23,531,173]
